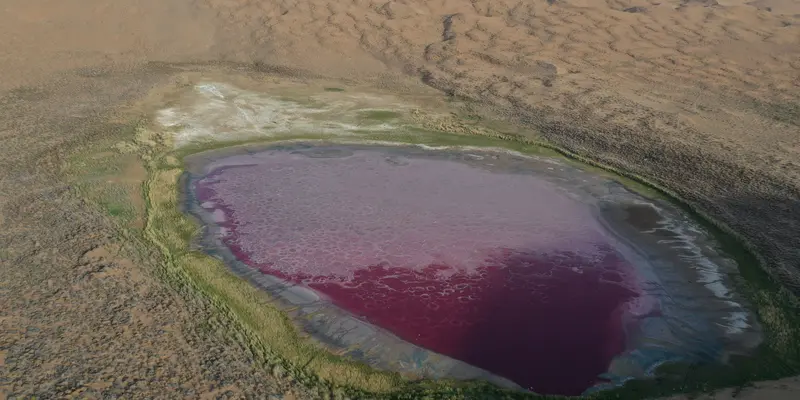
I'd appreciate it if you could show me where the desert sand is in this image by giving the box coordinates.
[1,0,799,398]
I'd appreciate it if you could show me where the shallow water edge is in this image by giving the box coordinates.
[180,139,764,396]
[123,75,800,400]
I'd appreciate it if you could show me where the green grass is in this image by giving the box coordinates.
[64,149,124,177]
[358,110,402,122]
[61,132,144,228]
[93,184,136,219]
[750,98,800,127]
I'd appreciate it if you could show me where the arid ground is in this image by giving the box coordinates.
[1,0,799,399]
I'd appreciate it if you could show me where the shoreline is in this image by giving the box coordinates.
[176,137,770,397]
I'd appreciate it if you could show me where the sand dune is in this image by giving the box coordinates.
[1,0,799,398]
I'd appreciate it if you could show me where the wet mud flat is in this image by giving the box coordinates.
[183,142,762,396]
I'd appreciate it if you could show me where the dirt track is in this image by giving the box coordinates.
[1,0,799,398]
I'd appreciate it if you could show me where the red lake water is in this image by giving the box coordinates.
[189,145,754,395]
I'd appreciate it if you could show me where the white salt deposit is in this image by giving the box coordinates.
[157,82,411,147]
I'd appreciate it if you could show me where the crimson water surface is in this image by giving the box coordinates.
[193,147,646,395]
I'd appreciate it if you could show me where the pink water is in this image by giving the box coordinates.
[194,149,645,395]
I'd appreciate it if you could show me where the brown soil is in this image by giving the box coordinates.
[1,0,799,399]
